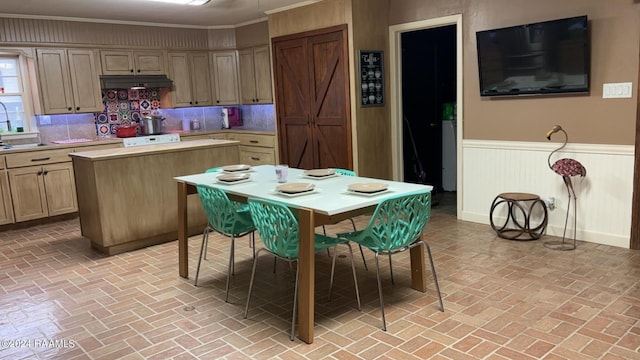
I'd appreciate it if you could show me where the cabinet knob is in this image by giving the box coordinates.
[76,107,80,111]
[130,69,134,73]
[137,69,141,73]
[43,170,48,175]
[189,101,193,105]
[195,101,198,105]
[67,107,72,111]
[216,100,220,103]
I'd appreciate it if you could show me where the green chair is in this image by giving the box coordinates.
[338,190,444,331]
[202,166,254,260]
[244,197,361,341]
[322,168,368,270]
[194,184,255,303]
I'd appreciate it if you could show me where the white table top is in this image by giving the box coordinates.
[175,165,432,216]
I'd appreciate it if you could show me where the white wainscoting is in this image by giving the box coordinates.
[461,140,634,248]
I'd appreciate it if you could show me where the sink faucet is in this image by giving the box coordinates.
[0,101,10,132]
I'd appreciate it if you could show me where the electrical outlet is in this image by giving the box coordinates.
[546,197,556,210]
[39,115,51,125]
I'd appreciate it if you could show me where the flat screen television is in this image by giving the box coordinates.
[476,15,589,97]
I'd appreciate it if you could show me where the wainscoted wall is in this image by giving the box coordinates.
[461,140,634,248]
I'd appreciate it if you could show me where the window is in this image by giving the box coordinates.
[0,52,34,133]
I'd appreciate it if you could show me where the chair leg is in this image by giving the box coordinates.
[291,262,299,341]
[244,249,263,319]
[346,243,361,310]
[225,237,235,302]
[328,246,338,301]
[327,243,362,311]
[358,245,368,271]
[251,232,256,259]
[194,228,210,286]
[374,253,387,331]
[322,226,331,258]
[203,225,210,260]
[388,253,394,285]
[425,242,444,312]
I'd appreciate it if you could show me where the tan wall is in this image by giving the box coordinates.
[235,21,269,48]
[351,0,391,178]
[268,0,350,39]
[390,0,640,145]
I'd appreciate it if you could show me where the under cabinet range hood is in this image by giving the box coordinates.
[100,75,173,89]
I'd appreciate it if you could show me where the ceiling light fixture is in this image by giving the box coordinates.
[142,0,211,5]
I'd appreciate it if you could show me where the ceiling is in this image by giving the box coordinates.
[0,0,317,28]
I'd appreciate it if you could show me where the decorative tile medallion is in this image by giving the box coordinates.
[94,88,161,136]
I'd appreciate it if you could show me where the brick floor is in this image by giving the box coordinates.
[1,199,639,359]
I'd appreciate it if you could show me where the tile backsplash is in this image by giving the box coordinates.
[95,88,162,136]
[35,90,276,143]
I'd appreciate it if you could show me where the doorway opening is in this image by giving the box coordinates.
[389,15,462,217]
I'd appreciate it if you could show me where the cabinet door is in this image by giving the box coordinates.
[211,51,240,105]
[8,167,48,222]
[101,50,135,75]
[43,162,78,216]
[167,52,193,107]
[36,48,74,114]
[190,53,213,106]
[239,49,257,104]
[134,51,166,75]
[0,172,14,225]
[67,49,103,113]
[253,46,273,104]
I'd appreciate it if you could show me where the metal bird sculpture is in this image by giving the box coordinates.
[545,125,586,250]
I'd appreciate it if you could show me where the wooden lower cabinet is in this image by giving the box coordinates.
[8,162,78,222]
[0,171,14,225]
[226,132,276,165]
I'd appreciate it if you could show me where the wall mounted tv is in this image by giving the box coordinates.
[476,15,589,97]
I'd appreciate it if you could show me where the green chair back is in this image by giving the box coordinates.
[333,168,356,176]
[205,167,221,173]
[196,184,254,236]
[248,197,300,259]
[352,190,431,252]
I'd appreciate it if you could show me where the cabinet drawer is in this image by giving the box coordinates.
[181,134,213,141]
[0,155,5,170]
[6,148,73,168]
[239,146,275,165]
[76,143,122,152]
[228,133,274,147]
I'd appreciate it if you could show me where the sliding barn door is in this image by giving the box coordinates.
[273,25,352,170]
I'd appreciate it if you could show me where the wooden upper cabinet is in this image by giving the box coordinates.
[167,52,212,107]
[100,50,166,75]
[239,45,273,104]
[211,51,240,105]
[36,48,103,114]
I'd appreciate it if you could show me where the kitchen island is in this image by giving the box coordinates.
[70,139,239,255]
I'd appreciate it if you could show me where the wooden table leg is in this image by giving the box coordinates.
[297,207,315,343]
[410,240,427,292]
[178,181,189,278]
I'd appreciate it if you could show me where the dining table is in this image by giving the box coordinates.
[174,165,433,343]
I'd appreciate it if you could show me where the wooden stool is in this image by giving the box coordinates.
[490,192,548,240]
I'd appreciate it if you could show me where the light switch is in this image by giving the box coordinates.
[603,82,633,98]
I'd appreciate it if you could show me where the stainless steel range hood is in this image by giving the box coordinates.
[100,75,173,89]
